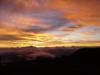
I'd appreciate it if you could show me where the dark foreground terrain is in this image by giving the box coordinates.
[0,47,100,75]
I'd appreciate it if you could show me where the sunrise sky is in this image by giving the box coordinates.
[0,0,100,47]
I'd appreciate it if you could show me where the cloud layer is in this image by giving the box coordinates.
[0,0,100,47]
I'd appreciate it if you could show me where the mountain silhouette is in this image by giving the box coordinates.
[0,46,79,63]
[0,46,100,75]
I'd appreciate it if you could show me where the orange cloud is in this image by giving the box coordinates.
[0,0,100,47]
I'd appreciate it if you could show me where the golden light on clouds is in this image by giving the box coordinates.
[0,0,100,47]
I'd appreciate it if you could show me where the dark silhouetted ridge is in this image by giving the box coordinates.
[0,47,100,74]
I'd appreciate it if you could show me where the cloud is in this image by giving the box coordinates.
[0,35,23,41]
[0,9,68,33]
[0,0,100,47]
[65,26,100,42]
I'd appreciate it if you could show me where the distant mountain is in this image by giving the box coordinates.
[0,46,99,63]
[0,47,100,75]
[0,46,79,63]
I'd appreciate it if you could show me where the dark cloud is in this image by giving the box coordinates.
[0,35,23,41]
[0,0,52,12]
[23,17,67,32]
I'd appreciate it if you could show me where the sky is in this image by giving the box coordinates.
[0,0,100,47]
